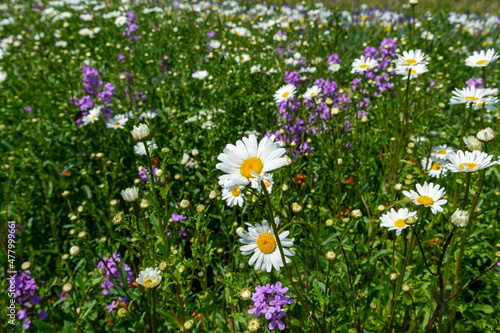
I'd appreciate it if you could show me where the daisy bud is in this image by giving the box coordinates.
[184,320,194,330]
[351,209,362,219]
[325,98,333,105]
[463,136,482,151]
[361,116,368,122]
[370,303,377,309]
[96,152,103,158]
[63,283,73,293]
[476,127,495,142]
[450,209,469,228]
[112,212,124,225]
[140,199,149,209]
[110,199,118,206]
[331,107,340,115]
[248,318,261,332]
[117,308,128,318]
[130,123,151,142]
[402,285,410,292]
[282,184,289,191]
[159,262,168,271]
[292,202,302,213]
[155,169,163,177]
[196,204,205,213]
[279,128,286,134]
[389,273,397,280]
[236,227,244,234]
[240,288,252,300]
[62,190,70,197]
[136,267,162,289]
[69,246,80,256]
[403,196,412,204]
[21,261,31,270]
[61,254,69,260]
[337,158,343,165]
[325,219,334,226]
[405,216,417,225]
[377,205,385,211]
[121,187,139,202]
[325,251,336,261]
[180,199,190,209]
[78,231,86,238]
[161,147,170,153]
[285,155,293,166]
[76,308,81,315]
[209,190,217,199]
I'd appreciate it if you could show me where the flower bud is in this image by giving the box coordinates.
[69,246,80,256]
[236,227,244,234]
[463,136,482,151]
[292,202,302,213]
[450,209,469,228]
[159,262,168,271]
[130,124,151,142]
[325,251,336,261]
[325,219,334,226]
[351,209,362,219]
[117,308,128,318]
[240,288,252,300]
[63,283,73,293]
[395,183,402,191]
[389,273,397,280]
[405,216,417,225]
[476,127,495,142]
[209,190,217,199]
[155,169,163,177]
[184,320,194,330]
[180,199,190,209]
[62,190,70,197]
[196,204,205,213]
[331,107,340,115]
[21,261,31,270]
[140,199,149,209]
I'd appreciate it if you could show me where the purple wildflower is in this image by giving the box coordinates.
[248,282,294,331]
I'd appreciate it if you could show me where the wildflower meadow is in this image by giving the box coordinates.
[2,0,500,332]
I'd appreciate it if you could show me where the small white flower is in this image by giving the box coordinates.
[106,115,129,130]
[134,141,157,155]
[131,123,150,141]
[463,136,482,151]
[192,70,209,80]
[450,209,469,228]
[403,182,447,214]
[447,150,497,173]
[82,106,101,126]
[273,84,296,103]
[120,186,139,202]
[351,55,378,74]
[476,127,495,142]
[380,208,417,236]
[114,16,127,27]
[136,267,162,289]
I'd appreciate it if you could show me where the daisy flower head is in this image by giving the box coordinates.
[302,85,321,99]
[393,49,428,68]
[380,208,417,236]
[250,172,274,194]
[421,31,434,40]
[446,150,497,173]
[134,141,157,156]
[82,106,101,125]
[209,40,221,49]
[395,63,428,79]
[250,64,261,74]
[328,63,340,72]
[131,123,151,142]
[114,16,127,27]
[351,55,378,74]
[473,96,498,110]
[238,217,295,272]
[136,267,162,289]
[403,182,447,214]
[449,86,488,105]
[222,185,245,207]
[421,157,449,178]
[106,114,129,130]
[273,84,296,104]
[121,186,139,202]
[235,54,251,64]
[192,70,209,80]
[216,134,287,189]
[231,27,251,37]
[431,145,455,162]
[464,49,499,67]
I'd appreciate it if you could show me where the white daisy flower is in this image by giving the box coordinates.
[136,267,162,289]
[449,86,488,105]
[421,157,449,178]
[446,150,497,173]
[141,111,157,119]
[250,172,274,194]
[230,27,251,37]
[328,63,340,72]
[209,40,221,49]
[273,84,296,104]
[82,106,101,125]
[473,96,498,110]
[134,141,157,155]
[250,64,261,74]
[192,70,209,80]
[121,186,139,202]
[222,185,245,207]
[420,31,434,40]
[238,217,295,272]
[55,41,68,48]
[393,49,428,68]
[464,49,499,67]
[0,70,6,83]
[431,145,455,161]
[78,28,92,36]
[302,85,322,99]
[395,63,428,79]
[380,208,417,236]
[351,55,378,74]
[403,182,447,214]
[235,54,251,64]
[114,16,127,27]
[216,134,287,190]
[106,115,129,130]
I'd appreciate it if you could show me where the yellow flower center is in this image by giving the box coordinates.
[257,233,276,254]
[410,69,417,75]
[143,278,152,287]
[231,186,241,197]
[431,162,442,171]
[91,115,97,119]
[310,92,316,96]
[394,218,406,228]
[465,96,479,101]
[475,59,487,65]
[406,59,417,65]
[282,91,289,98]
[437,150,447,155]
[459,163,477,171]
[241,157,264,178]
[360,64,369,69]
[417,195,434,206]
[236,32,240,35]
[115,121,121,126]
[264,180,271,188]
[476,102,486,107]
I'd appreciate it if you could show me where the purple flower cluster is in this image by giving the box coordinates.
[123,11,140,43]
[284,71,302,86]
[96,253,134,311]
[248,282,294,331]
[14,271,47,329]
[267,76,352,158]
[465,77,483,89]
[71,66,117,125]
[139,165,161,184]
